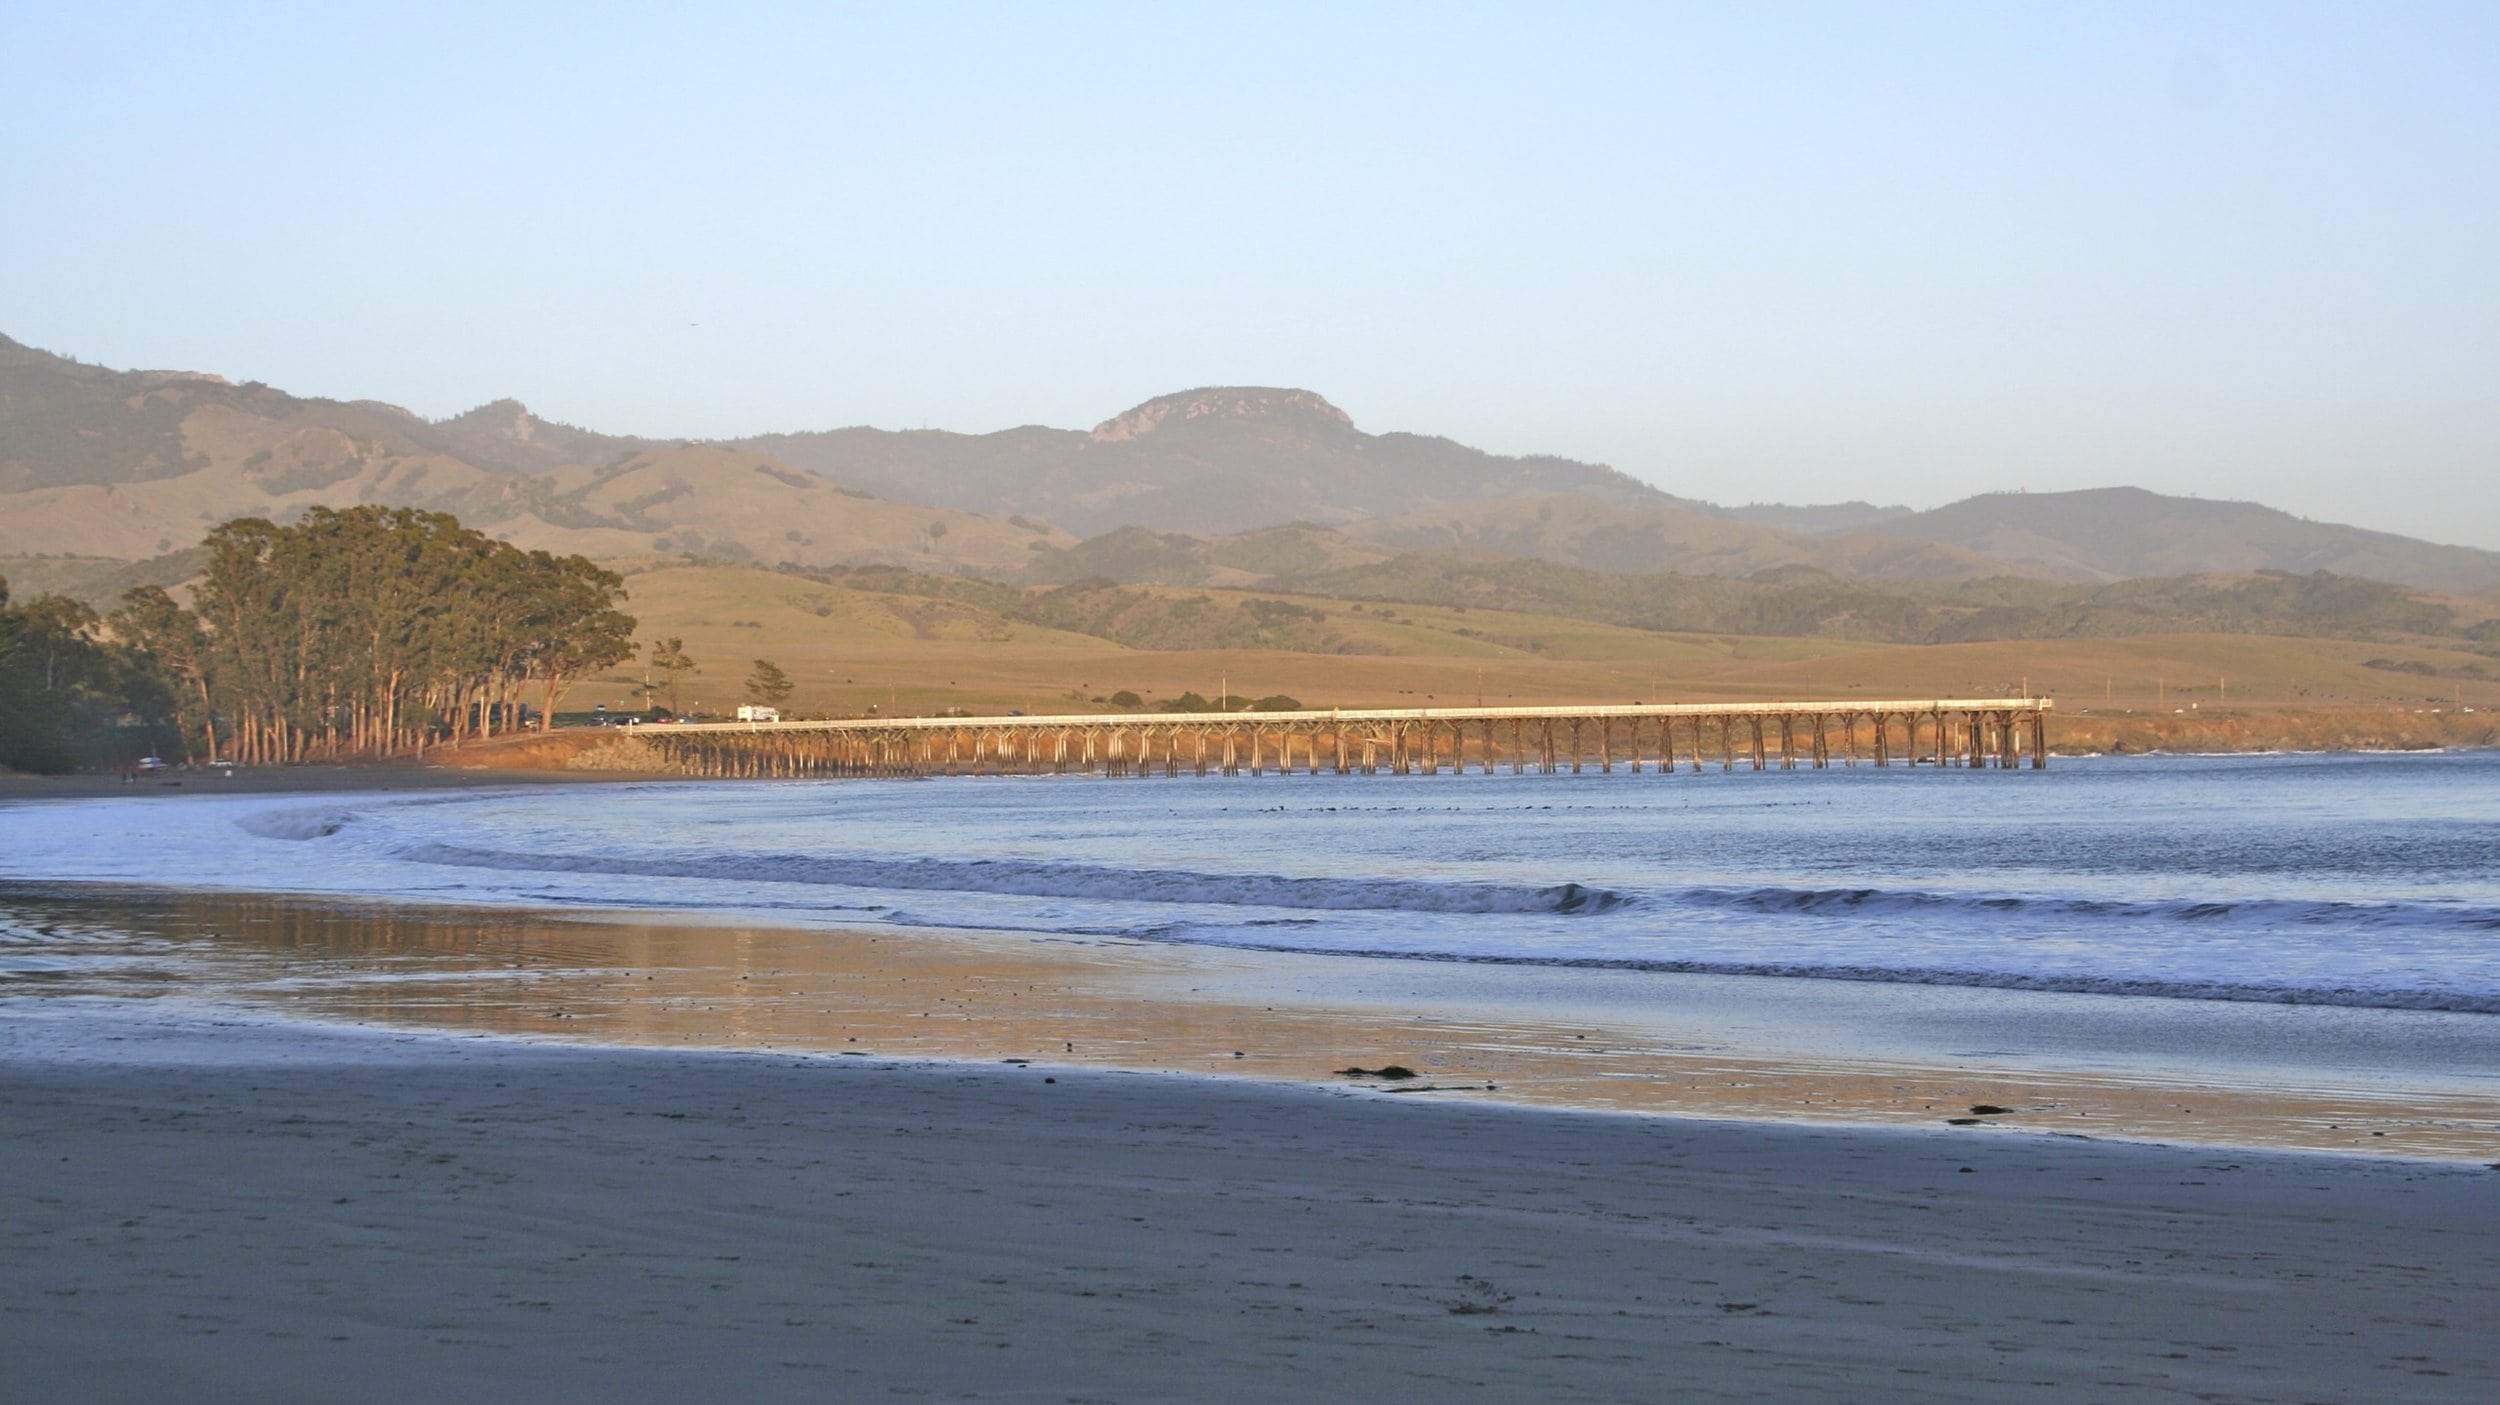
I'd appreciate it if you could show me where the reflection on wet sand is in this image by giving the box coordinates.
[7,883,2496,1160]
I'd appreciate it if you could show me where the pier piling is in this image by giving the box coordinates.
[617,698,2053,782]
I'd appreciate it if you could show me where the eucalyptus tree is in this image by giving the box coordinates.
[192,516,307,762]
[512,551,637,733]
[178,509,636,758]
[745,658,794,707]
[0,576,127,773]
[647,636,698,715]
[110,585,218,761]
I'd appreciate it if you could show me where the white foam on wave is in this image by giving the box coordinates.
[1683,884,2500,932]
[1097,928,2500,1015]
[396,843,1634,916]
[380,841,2500,937]
[236,809,356,841]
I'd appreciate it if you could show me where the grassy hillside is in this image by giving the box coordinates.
[550,563,2500,726]
[1018,520,2483,653]
[1279,554,2474,648]
[516,445,1071,571]
[1023,524,1399,586]
[0,550,207,609]
[1341,494,2011,582]
[1879,487,2500,592]
[0,335,1073,572]
[0,433,1069,574]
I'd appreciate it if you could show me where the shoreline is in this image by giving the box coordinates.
[0,760,667,801]
[9,879,2496,1162]
[5,995,2495,1403]
[9,759,2498,1400]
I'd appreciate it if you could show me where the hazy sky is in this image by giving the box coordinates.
[5,2,2495,546]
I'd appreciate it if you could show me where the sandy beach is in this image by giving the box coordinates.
[3,997,2494,1403]
[6,766,2499,1400]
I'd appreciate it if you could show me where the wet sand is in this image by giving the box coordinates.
[3,998,2495,1404]
[7,884,2496,1161]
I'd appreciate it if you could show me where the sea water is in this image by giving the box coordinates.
[5,751,2497,1017]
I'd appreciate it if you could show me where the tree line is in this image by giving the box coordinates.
[0,575,141,773]
[1,507,634,772]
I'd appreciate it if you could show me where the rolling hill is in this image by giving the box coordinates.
[1875,488,2500,592]
[734,386,1685,538]
[552,561,2500,726]
[1337,495,2012,582]
[9,331,2500,595]
[0,334,1068,573]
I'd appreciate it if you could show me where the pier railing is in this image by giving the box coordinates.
[613,698,2053,779]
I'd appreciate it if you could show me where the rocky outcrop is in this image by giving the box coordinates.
[1091,387,1355,442]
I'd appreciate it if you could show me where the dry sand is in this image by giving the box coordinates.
[4,998,2495,1404]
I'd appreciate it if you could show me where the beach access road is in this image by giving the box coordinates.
[2,999,2493,1404]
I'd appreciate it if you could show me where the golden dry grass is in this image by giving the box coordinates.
[558,564,2500,724]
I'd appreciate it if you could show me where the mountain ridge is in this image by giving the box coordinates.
[1871,488,2500,593]
[5,331,2498,593]
[729,384,1676,537]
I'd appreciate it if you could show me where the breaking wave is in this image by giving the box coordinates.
[1675,885,2500,932]
[236,809,355,841]
[397,844,1636,916]
[391,842,2500,935]
[1100,930,2500,1015]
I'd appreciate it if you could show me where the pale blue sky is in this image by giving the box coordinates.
[4,2,2495,546]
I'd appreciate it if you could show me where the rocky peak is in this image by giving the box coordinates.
[1091,387,1355,443]
[441,398,537,442]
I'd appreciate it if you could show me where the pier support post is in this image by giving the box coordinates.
[645,697,2050,787]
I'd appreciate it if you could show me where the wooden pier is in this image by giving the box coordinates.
[615,698,2053,780]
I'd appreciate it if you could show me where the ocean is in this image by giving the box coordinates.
[6,750,2497,1016]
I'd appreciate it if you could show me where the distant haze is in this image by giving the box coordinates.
[2,4,2493,546]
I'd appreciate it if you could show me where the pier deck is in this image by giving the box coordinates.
[613,698,2053,779]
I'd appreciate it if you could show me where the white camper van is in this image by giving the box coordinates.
[736,705,780,723]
